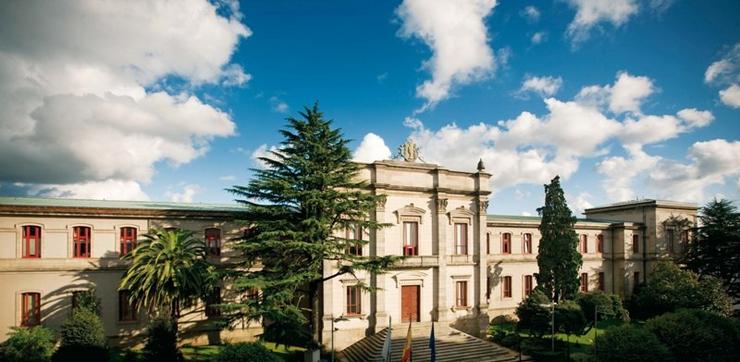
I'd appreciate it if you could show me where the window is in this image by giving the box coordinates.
[598,272,605,291]
[632,234,639,254]
[633,272,641,292]
[118,290,137,321]
[502,276,512,298]
[21,292,41,326]
[580,273,588,292]
[346,285,361,315]
[666,228,675,253]
[22,225,41,258]
[454,223,468,255]
[205,228,221,257]
[680,230,689,252]
[346,224,362,256]
[523,233,532,254]
[502,233,511,254]
[597,234,604,253]
[524,275,533,297]
[120,227,137,256]
[456,281,468,307]
[580,234,588,254]
[73,226,91,258]
[486,233,490,254]
[206,287,222,317]
[403,221,418,256]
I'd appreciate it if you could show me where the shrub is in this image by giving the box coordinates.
[214,343,281,362]
[594,324,671,362]
[554,300,587,337]
[59,309,107,348]
[645,309,740,362]
[142,318,182,362]
[515,289,551,338]
[71,289,101,316]
[52,345,109,362]
[576,291,629,322]
[0,326,57,362]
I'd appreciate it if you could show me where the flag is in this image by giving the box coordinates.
[382,316,392,362]
[401,318,413,362]
[429,321,436,362]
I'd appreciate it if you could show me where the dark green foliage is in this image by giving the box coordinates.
[594,324,672,362]
[645,309,740,362]
[682,199,740,300]
[576,291,629,322]
[535,176,582,302]
[52,345,109,362]
[71,288,101,316]
[142,318,182,362]
[59,309,107,348]
[554,300,587,336]
[214,342,281,362]
[514,289,551,338]
[227,104,398,345]
[629,261,732,320]
[0,327,56,362]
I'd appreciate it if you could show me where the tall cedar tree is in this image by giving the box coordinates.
[535,176,583,302]
[681,199,740,299]
[227,104,398,348]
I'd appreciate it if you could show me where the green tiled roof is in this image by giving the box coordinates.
[0,196,244,212]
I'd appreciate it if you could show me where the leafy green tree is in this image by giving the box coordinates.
[645,309,740,362]
[594,324,672,362]
[227,104,398,347]
[514,289,551,338]
[71,288,101,316]
[142,317,182,362]
[0,326,57,362]
[629,261,732,320]
[59,309,106,348]
[576,291,629,323]
[682,199,740,299]
[535,176,582,302]
[554,300,587,337]
[119,228,213,334]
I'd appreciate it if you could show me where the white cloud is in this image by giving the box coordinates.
[576,72,654,114]
[219,175,236,181]
[0,0,247,199]
[677,108,714,128]
[705,59,733,84]
[565,0,639,44]
[597,144,660,201]
[568,192,594,215]
[719,84,740,108]
[521,211,533,217]
[166,184,201,203]
[531,32,547,45]
[31,180,149,201]
[519,75,563,97]
[521,6,540,22]
[250,144,281,169]
[396,0,498,111]
[353,133,393,163]
[269,96,289,113]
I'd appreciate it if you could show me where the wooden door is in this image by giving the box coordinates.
[401,285,420,322]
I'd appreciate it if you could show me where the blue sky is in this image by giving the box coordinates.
[0,0,738,216]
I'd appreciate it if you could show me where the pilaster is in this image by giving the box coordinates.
[435,195,449,322]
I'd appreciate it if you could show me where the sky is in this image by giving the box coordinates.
[0,0,738,216]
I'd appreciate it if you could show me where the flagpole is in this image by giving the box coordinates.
[388,315,392,362]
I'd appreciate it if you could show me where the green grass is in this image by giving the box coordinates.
[112,342,306,362]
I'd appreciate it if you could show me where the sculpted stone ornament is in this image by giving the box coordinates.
[397,138,423,162]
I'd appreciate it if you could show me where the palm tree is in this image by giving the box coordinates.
[119,228,212,333]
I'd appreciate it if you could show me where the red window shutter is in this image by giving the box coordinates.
[73,226,91,258]
[21,293,40,326]
[120,227,137,256]
[22,225,41,258]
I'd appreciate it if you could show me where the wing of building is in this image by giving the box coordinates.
[0,159,697,349]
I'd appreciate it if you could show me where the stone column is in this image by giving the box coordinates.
[435,195,449,322]
[371,191,388,330]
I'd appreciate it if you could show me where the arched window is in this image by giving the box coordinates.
[205,228,221,256]
[22,225,41,258]
[120,227,137,256]
[73,226,91,258]
[502,233,511,254]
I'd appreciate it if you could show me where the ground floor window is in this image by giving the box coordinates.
[346,285,361,316]
[455,281,468,307]
[523,275,533,296]
[598,272,605,291]
[502,276,512,298]
[580,273,588,292]
[118,290,137,321]
[21,292,41,326]
[206,287,222,317]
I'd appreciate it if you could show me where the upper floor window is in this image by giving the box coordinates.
[580,273,588,292]
[455,281,468,307]
[502,276,512,298]
[454,223,468,255]
[598,272,605,291]
[205,228,221,257]
[118,290,137,322]
[346,224,362,256]
[120,227,137,256]
[486,233,490,254]
[580,234,588,254]
[22,225,41,258]
[524,275,533,297]
[632,234,639,254]
[597,234,604,253]
[522,233,532,254]
[73,226,91,258]
[21,292,41,327]
[346,285,361,316]
[403,221,418,256]
[502,233,511,254]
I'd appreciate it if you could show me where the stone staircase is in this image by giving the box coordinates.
[338,323,531,362]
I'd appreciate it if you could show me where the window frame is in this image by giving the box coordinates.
[502,233,511,254]
[455,280,468,307]
[523,275,533,297]
[597,234,604,253]
[402,221,419,256]
[22,225,42,258]
[502,276,512,298]
[21,292,41,327]
[598,272,605,291]
[522,233,532,254]
[346,285,362,316]
[204,228,221,257]
[118,290,137,322]
[119,226,137,257]
[73,226,91,258]
[454,223,468,255]
[580,273,588,292]
[580,234,588,254]
[632,234,640,254]
[205,287,222,318]
[346,224,363,256]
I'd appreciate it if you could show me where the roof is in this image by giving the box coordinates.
[584,199,698,213]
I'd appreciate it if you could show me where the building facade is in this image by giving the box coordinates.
[0,159,698,349]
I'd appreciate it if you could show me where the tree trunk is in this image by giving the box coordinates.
[171,298,179,338]
[310,280,322,348]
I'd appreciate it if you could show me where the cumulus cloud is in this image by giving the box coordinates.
[719,84,740,108]
[576,72,654,114]
[565,0,639,44]
[269,96,289,113]
[518,75,563,98]
[704,43,740,108]
[0,0,248,200]
[250,144,282,169]
[166,184,201,203]
[521,6,540,22]
[396,0,498,111]
[353,133,393,163]
[597,144,660,201]
[531,32,548,45]
[30,180,150,201]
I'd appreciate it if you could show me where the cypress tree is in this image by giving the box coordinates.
[227,104,398,348]
[535,176,582,302]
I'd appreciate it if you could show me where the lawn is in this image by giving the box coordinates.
[112,342,306,362]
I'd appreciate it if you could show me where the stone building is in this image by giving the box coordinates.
[0,157,697,349]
